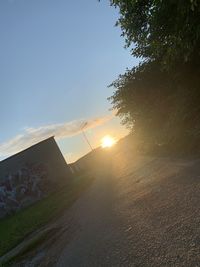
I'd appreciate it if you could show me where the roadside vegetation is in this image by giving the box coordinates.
[107,0,200,155]
[0,173,93,258]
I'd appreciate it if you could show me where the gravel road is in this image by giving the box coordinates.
[26,148,200,267]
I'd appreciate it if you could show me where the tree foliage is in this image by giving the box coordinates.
[110,0,200,67]
[108,0,200,152]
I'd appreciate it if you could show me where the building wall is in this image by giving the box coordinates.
[0,137,72,218]
[69,147,107,174]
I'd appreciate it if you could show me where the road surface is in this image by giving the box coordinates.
[22,147,200,266]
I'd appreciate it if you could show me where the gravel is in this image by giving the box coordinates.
[23,149,200,267]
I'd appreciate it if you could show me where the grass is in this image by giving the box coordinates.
[0,173,94,258]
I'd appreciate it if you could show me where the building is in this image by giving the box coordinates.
[69,147,109,174]
[0,136,72,218]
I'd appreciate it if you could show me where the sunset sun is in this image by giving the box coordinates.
[101,135,116,148]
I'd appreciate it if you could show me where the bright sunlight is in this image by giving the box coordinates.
[101,135,116,148]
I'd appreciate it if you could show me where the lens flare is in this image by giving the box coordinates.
[101,135,116,148]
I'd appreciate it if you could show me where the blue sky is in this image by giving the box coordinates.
[0,0,139,162]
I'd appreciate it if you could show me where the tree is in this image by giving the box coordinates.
[109,0,200,68]
[107,0,200,152]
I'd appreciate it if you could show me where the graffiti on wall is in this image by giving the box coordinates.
[0,162,49,218]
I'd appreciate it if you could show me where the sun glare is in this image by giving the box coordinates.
[101,135,116,148]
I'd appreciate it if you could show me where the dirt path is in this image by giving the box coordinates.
[22,149,200,266]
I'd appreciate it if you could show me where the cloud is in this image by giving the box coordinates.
[0,114,113,158]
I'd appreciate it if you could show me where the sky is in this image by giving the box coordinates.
[0,0,139,163]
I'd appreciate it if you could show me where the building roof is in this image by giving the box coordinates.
[0,136,55,164]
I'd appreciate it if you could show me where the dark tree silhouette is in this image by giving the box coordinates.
[107,0,200,153]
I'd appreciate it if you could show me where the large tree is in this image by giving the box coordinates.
[109,0,200,67]
[108,0,200,151]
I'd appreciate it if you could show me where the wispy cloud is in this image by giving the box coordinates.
[0,115,113,158]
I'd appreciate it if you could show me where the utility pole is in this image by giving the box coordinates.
[81,122,93,151]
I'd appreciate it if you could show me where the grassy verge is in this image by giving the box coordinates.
[0,173,94,257]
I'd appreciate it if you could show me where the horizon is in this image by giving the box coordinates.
[0,0,139,162]
[0,133,127,164]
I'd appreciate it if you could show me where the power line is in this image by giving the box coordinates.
[81,122,93,151]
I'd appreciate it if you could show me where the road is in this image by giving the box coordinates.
[23,147,200,266]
